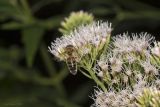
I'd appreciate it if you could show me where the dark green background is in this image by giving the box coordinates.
[0,0,160,107]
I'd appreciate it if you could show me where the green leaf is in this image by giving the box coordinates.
[0,0,21,16]
[22,26,45,67]
[1,22,25,30]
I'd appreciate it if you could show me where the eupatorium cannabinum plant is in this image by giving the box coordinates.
[48,11,160,107]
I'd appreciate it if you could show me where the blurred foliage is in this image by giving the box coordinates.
[0,0,160,107]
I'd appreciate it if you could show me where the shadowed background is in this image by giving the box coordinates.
[0,0,160,107]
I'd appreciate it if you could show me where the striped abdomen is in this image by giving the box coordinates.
[66,57,77,75]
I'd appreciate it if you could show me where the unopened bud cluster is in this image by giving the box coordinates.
[136,87,160,107]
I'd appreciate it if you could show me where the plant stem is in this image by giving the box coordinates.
[79,68,92,79]
[87,67,107,92]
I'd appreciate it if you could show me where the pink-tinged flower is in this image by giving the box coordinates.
[109,54,123,74]
[151,41,160,57]
[92,82,158,107]
[112,32,154,54]
[140,59,159,75]
[48,21,112,61]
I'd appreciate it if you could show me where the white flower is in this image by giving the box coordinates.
[97,60,108,71]
[48,36,74,60]
[151,41,160,57]
[124,54,137,64]
[95,56,109,78]
[123,67,132,77]
[73,21,112,47]
[112,32,154,54]
[140,59,158,75]
[48,21,112,61]
[155,79,160,85]
[92,87,133,107]
[97,71,104,77]
[96,53,123,79]
[123,75,129,83]
[92,83,158,107]
[135,73,143,80]
[109,55,123,73]
[155,79,160,89]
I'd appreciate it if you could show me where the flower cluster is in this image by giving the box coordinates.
[93,32,159,106]
[112,32,154,54]
[96,33,158,86]
[92,83,159,107]
[49,18,160,106]
[49,21,112,62]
